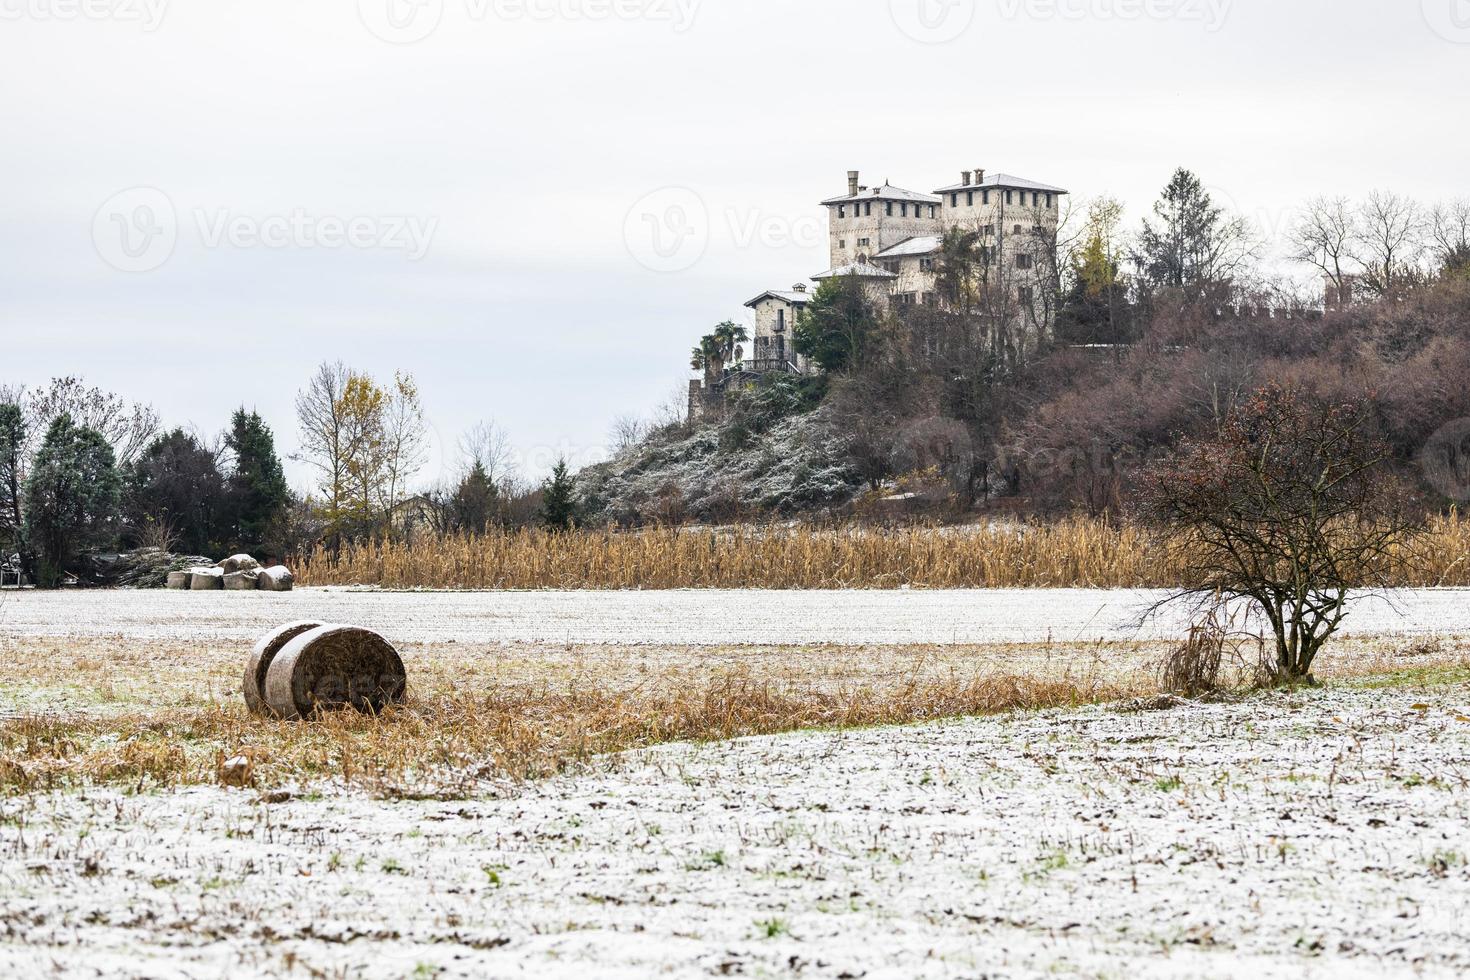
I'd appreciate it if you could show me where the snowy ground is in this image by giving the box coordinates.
[2,683,1468,979]
[2,587,1468,646]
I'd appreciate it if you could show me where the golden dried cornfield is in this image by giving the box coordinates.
[298,515,1470,590]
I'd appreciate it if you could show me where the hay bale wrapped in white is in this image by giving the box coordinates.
[218,554,262,575]
[256,565,295,592]
[189,567,224,590]
[263,625,407,721]
[243,620,326,716]
[223,571,258,591]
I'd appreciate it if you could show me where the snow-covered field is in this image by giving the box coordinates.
[2,586,1468,645]
[3,684,1468,978]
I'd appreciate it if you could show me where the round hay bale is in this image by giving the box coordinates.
[263,625,407,721]
[218,554,262,575]
[243,620,327,716]
[256,565,295,592]
[223,571,258,591]
[166,570,191,590]
[189,567,224,590]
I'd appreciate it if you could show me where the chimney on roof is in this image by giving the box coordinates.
[976,168,986,183]
[961,170,972,186]
[847,170,860,196]
[793,283,807,293]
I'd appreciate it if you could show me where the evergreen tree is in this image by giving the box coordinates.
[452,461,497,535]
[23,414,122,588]
[1133,168,1253,291]
[223,409,290,557]
[793,276,881,373]
[538,458,578,531]
[125,429,226,555]
[0,403,24,561]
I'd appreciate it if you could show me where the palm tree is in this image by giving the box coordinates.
[712,321,749,371]
[690,335,723,382]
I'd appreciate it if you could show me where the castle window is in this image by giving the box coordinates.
[984,224,995,237]
[1016,254,1034,270]
[901,203,908,217]
[886,202,894,217]
[1018,286,1035,304]
[929,206,937,218]
[777,309,786,330]
[920,257,934,272]
[858,237,870,247]
[966,191,974,207]
[1045,193,1053,208]
[839,206,846,219]
[1005,190,1013,205]
[1014,224,1023,234]
[839,239,846,249]
[951,193,958,207]
[865,202,872,216]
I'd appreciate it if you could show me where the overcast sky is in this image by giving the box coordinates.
[2,0,1467,492]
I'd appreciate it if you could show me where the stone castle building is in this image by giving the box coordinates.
[695,165,1069,415]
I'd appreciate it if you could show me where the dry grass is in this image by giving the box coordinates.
[0,636,1154,797]
[3,632,1462,799]
[296,514,1470,590]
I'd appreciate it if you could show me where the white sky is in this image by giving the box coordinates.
[2,0,1467,491]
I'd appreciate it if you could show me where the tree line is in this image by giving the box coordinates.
[0,378,290,587]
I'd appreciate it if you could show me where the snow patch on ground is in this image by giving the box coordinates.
[2,588,1468,646]
[3,685,1468,978]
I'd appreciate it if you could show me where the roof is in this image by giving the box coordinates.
[933,173,1069,195]
[744,289,813,308]
[821,182,943,207]
[873,235,941,259]
[812,262,899,280]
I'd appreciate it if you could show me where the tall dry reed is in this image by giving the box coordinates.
[297,515,1470,590]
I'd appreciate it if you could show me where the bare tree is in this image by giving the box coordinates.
[1428,199,1470,276]
[294,361,355,539]
[1148,384,1418,683]
[609,414,648,455]
[20,377,159,466]
[1353,191,1425,296]
[459,420,515,488]
[1289,195,1358,305]
[377,372,430,516]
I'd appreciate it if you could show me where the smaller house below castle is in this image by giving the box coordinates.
[744,284,815,376]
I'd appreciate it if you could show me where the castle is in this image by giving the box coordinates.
[698,166,1070,412]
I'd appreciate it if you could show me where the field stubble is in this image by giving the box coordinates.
[2,630,1463,798]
